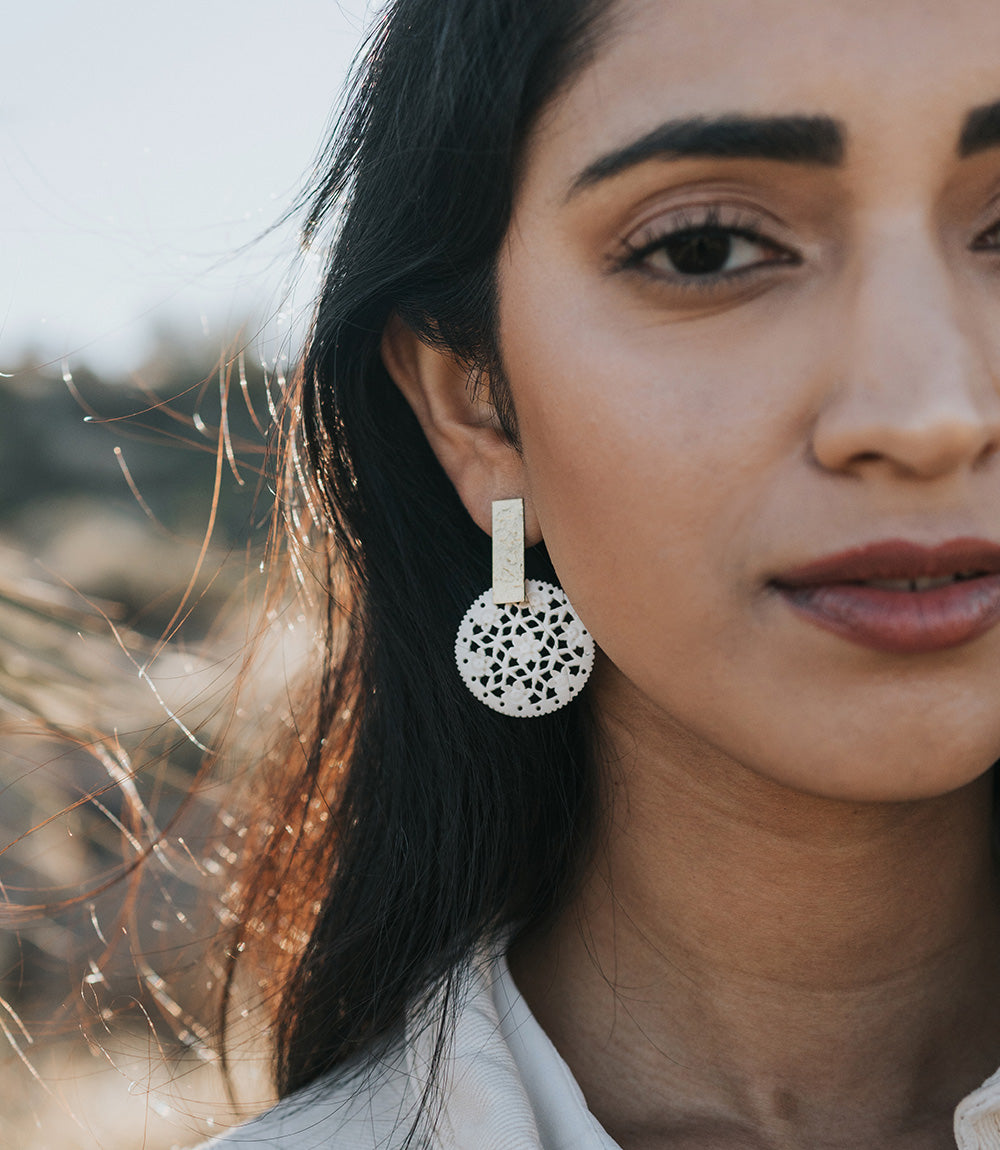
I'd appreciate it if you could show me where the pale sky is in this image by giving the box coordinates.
[1,0,374,374]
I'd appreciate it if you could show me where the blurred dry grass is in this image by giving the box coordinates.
[0,568,257,1149]
[3,1035,239,1150]
[0,344,287,1147]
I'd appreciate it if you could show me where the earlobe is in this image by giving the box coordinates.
[380,314,541,544]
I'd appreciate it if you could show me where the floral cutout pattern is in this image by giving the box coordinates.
[455,579,596,717]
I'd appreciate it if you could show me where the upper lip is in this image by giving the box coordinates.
[773,538,1000,588]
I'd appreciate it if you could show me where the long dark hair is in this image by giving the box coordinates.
[225,0,614,1102]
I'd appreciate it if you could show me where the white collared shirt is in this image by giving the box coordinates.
[201,952,1000,1149]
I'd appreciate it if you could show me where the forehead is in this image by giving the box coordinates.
[526,0,1000,185]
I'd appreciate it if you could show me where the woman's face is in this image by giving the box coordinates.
[498,0,1000,801]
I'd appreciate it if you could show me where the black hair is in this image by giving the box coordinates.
[225,0,615,1108]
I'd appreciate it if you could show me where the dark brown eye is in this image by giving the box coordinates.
[634,223,792,281]
[660,226,735,275]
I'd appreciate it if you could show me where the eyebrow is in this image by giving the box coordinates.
[960,99,1000,157]
[568,114,845,197]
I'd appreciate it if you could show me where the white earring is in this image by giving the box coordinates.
[454,498,595,717]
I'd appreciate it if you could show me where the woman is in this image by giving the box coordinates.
[203,0,1000,1146]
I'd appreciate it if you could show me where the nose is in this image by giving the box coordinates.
[810,226,1000,481]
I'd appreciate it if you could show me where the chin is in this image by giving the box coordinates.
[758,739,1000,805]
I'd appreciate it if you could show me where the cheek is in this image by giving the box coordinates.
[497,267,1000,801]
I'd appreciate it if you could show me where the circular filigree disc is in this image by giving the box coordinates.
[455,579,595,717]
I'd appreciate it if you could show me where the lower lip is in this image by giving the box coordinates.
[776,575,1000,654]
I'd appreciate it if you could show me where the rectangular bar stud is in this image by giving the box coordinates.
[492,498,525,605]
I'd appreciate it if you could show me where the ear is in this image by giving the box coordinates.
[381,314,541,544]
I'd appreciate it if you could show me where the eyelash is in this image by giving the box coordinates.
[618,205,799,290]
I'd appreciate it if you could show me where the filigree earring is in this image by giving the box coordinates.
[454,498,595,717]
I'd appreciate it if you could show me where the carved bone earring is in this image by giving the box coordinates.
[454,498,595,717]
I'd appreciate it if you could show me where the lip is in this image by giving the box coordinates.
[771,538,1000,654]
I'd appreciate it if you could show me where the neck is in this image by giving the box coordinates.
[511,669,1000,1150]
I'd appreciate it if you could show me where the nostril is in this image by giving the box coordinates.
[974,440,999,468]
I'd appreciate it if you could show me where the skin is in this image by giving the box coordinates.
[383,0,1000,1145]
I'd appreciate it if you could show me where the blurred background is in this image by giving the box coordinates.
[1,2,373,1145]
